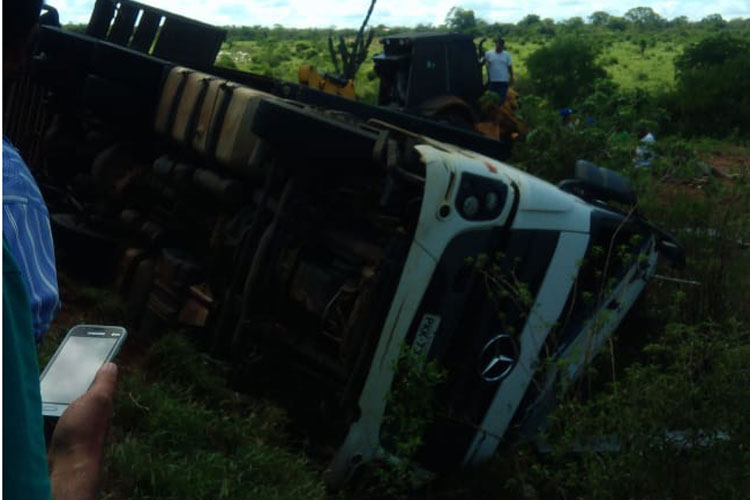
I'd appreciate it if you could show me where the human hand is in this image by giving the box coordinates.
[48,363,118,500]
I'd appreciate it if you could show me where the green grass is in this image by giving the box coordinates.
[507,37,679,92]
[106,367,325,500]
[40,286,327,500]
[600,40,676,91]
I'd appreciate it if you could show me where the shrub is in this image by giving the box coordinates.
[513,80,669,181]
[608,18,628,31]
[674,32,749,72]
[638,169,750,324]
[215,53,237,70]
[373,345,447,498]
[535,320,750,500]
[667,33,750,136]
[63,23,87,34]
[512,95,621,181]
[267,54,282,68]
[526,37,608,108]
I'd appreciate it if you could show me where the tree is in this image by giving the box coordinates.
[670,33,750,136]
[63,23,87,34]
[518,14,541,29]
[700,13,727,29]
[538,18,557,37]
[675,32,749,74]
[445,6,477,35]
[564,16,585,31]
[588,11,612,26]
[624,6,665,28]
[414,22,435,31]
[606,17,628,31]
[669,16,689,28]
[487,22,516,38]
[727,18,750,30]
[526,36,607,107]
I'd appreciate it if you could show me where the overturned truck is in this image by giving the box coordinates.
[6,0,684,486]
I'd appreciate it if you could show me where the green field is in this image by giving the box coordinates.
[219,34,692,101]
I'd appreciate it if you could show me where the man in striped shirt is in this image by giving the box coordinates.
[4,3,118,500]
[3,135,61,342]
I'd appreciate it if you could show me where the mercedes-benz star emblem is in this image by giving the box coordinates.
[478,334,519,382]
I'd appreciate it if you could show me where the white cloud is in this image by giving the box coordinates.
[57,0,750,26]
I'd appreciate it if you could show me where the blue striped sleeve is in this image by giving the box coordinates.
[3,136,61,342]
[3,203,61,341]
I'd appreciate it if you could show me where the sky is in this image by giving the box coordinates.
[53,0,750,28]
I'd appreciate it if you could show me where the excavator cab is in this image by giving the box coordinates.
[373,33,484,126]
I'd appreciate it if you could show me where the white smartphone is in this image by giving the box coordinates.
[40,324,127,418]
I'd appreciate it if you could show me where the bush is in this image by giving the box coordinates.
[638,170,750,324]
[63,23,87,34]
[667,33,750,136]
[512,95,623,180]
[526,37,608,108]
[674,32,749,73]
[534,320,750,500]
[267,54,282,68]
[513,80,669,181]
[215,53,237,70]
[608,18,628,31]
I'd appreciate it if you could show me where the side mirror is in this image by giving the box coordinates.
[573,160,637,206]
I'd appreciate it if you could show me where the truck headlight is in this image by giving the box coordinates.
[456,173,508,221]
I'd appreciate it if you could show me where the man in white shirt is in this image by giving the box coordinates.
[480,38,514,103]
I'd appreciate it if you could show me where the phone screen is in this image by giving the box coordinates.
[40,336,118,404]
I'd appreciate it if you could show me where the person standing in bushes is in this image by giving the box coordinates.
[559,107,576,126]
[480,38,514,104]
[634,126,656,168]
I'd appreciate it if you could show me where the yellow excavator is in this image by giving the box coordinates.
[476,87,526,142]
[297,63,356,99]
[298,30,525,143]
